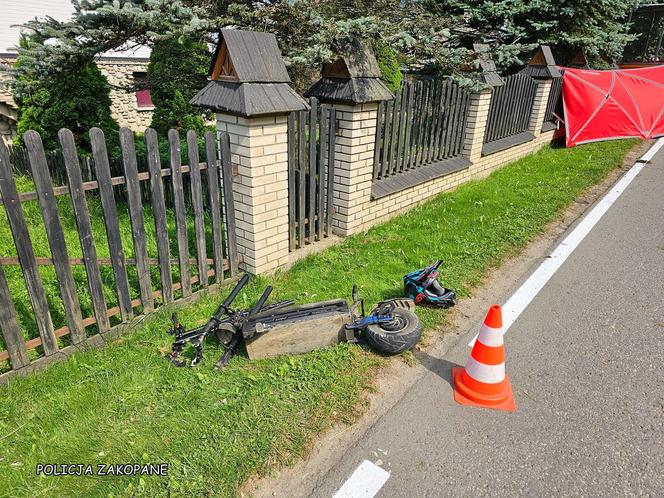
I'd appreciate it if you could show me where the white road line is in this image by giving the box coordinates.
[639,137,664,162]
[333,460,390,498]
[469,137,664,347]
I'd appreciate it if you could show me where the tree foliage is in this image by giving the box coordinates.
[8,0,642,140]
[421,0,641,69]
[148,36,210,136]
[11,1,207,98]
[14,59,118,152]
[373,39,402,92]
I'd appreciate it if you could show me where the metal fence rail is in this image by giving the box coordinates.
[482,73,539,154]
[287,97,337,251]
[372,79,471,181]
[542,76,563,131]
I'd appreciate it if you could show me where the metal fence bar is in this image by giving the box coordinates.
[425,80,439,163]
[403,82,415,171]
[317,105,330,241]
[396,84,408,174]
[286,98,337,249]
[308,98,318,243]
[484,73,539,145]
[543,77,563,125]
[371,79,471,181]
[389,89,401,175]
[287,112,297,248]
[431,80,446,161]
[297,110,307,247]
[380,99,393,178]
[372,102,385,180]
[325,108,337,237]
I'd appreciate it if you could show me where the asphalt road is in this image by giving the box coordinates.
[312,150,664,497]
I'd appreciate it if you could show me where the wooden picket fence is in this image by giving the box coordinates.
[287,97,337,251]
[9,144,97,185]
[0,127,239,380]
[372,79,471,181]
[482,73,539,155]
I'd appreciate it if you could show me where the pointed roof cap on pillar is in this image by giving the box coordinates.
[191,29,308,117]
[520,45,561,79]
[304,39,394,104]
[473,43,505,87]
[566,49,591,69]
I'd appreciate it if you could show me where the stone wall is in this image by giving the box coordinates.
[0,56,152,145]
[97,58,152,131]
[0,56,17,145]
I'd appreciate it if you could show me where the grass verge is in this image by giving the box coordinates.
[0,139,638,497]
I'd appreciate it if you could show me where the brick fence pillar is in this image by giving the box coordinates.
[462,89,493,163]
[332,102,378,237]
[216,113,290,274]
[529,80,553,137]
[330,103,378,237]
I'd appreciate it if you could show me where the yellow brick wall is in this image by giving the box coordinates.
[331,81,556,236]
[216,80,558,274]
[216,113,290,274]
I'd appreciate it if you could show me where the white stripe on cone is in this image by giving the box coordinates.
[464,357,506,384]
[476,324,504,347]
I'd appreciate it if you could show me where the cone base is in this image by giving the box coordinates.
[452,367,516,412]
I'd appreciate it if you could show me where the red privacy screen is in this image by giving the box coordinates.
[562,65,664,147]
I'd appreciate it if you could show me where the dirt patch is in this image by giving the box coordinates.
[243,139,652,498]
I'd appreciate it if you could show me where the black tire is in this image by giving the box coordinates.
[363,308,422,354]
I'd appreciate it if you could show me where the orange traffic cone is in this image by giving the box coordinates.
[452,304,516,412]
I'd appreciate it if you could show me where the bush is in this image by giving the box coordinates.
[14,62,119,153]
[373,39,402,93]
[148,37,210,137]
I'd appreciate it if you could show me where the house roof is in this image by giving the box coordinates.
[208,29,291,83]
[191,81,308,117]
[304,77,394,104]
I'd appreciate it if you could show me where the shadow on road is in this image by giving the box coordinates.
[413,349,460,388]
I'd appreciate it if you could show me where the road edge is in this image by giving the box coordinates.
[244,139,652,498]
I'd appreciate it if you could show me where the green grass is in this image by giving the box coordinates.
[0,139,637,497]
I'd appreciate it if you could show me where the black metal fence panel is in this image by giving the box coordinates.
[483,73,539,145]
[542,76,564,131]
[372,79,470,181]
[287,97,337,251]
